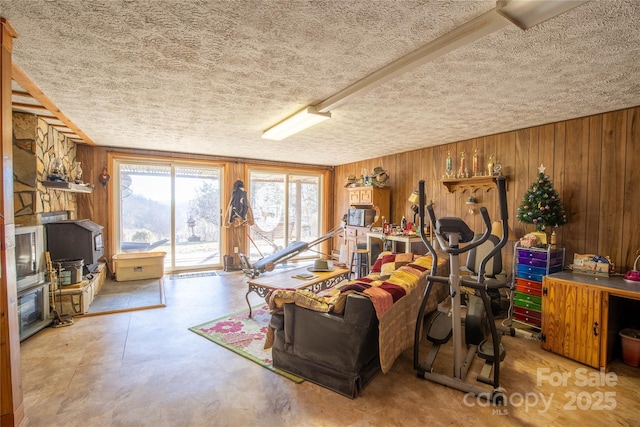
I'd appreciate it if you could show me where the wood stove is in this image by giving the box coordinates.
[46,219,104,274]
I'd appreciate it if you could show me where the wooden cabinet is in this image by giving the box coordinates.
[346,186,390,217]
[514,247,564,328]
[345,225,368,250]
[348,187,369,205]
[541,276,603,368]
[343,186,390,265]
[542,272,640,369]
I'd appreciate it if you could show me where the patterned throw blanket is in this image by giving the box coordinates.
[343,252,449,372]
[340,252,437,317]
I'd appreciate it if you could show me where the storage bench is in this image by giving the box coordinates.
[112,252,166,281]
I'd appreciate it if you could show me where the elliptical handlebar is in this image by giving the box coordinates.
[468,175,510,289]
[418,180,438,277]
[417,176,510,287]
[418,180,493,259]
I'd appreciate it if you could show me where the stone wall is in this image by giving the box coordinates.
[13,112,77,225]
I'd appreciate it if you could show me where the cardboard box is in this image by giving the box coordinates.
[113,252,166,281]
[573,253,610,276]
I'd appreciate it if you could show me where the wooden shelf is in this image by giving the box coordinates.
[440,176,503,193]
[42,181,93,193]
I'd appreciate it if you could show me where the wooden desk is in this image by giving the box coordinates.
[542,272,640,369]
[245,266,349,317]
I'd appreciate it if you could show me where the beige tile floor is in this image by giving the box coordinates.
[19,271,640,427]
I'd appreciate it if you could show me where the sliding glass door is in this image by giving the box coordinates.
[248,169,322,260]
[114,160,223,272]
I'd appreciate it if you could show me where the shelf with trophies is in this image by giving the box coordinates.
[440,149,506,193]
[42,158,93,193]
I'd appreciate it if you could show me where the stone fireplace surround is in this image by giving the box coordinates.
[13,111,78,226]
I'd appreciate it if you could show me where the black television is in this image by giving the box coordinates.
[46,219,104,274]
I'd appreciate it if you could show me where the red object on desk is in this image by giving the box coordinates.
[383,222,391,235]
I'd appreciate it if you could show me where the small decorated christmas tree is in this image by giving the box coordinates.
[516,164,567,232]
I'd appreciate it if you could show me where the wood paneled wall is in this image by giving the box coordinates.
[334,106,640,275]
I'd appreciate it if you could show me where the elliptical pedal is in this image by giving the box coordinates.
[420,311,453,373]
[426,311,453,344]
[477,339,506,386]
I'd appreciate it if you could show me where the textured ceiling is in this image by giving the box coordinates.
[1,0,639,166]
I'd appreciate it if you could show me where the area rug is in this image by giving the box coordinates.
[85,277,165,316]
[169,271,218,279]
[189,305,303,383]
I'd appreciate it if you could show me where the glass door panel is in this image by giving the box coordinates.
[115,161,223,272]
[174,167,221,269]
[249,172,285,259]
[288,175,320,247]
[248,170,322,261]
[118,163,172,265]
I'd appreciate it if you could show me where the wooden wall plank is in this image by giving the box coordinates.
[599,110,626,267]
[586,115,603,253]
[552,122,566,244]
[563,118,589,255]
[622,107,640,269]
[514,129,531,240]
[539,124,555,176]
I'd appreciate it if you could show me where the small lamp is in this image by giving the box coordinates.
[408,190,420,224]
[98,167,111,187]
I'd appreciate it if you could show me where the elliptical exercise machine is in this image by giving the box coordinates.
[413,176,509,403]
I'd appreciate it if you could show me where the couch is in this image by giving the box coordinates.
[267,252,449,398]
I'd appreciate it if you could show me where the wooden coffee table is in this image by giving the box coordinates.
[245,265,349,317]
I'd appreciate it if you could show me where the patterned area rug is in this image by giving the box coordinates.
[189,305,303,383]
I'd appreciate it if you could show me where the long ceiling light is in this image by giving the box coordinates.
[263,0,587,140]
[496,0,588,30]
[262,106,331,140]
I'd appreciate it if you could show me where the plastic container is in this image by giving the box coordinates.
[54,259,84,285]
[619,328,640,367]
[112,252,165,281]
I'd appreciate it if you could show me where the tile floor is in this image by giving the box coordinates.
[19,271,640,426]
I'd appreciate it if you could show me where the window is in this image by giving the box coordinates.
[248,169,322,260]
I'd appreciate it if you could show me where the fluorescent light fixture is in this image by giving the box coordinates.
[496,0,588,30]
[262,106,331,140]
[265,1,585,139]
[316,8,509,112]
